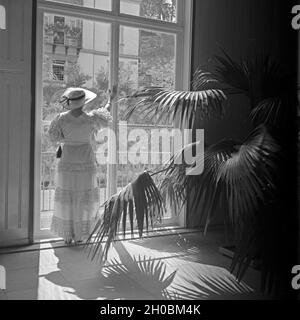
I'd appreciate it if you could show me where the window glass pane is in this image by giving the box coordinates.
[0,5,6,30]
[41,13,111,229]
[43,13,110,117]
[120,0,177,23]
[117,25,176,217]
[118,25,176,124]
[46,0,112,11]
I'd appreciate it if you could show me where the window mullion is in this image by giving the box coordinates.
[176,0,184,26]
[107,20,120,197]
[112,0,120,15]
[175,31,182,90]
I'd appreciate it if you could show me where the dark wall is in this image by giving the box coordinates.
[190,0,297,145]
[188,0,299,299]
[188,0,298,228]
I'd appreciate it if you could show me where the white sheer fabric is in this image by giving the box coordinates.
[48,109,112,241]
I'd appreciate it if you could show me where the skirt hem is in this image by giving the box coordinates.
[50,215,98,240]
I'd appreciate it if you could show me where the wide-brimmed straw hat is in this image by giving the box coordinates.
[60,87,97,110]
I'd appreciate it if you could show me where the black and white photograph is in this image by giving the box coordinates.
[0,0,299,314]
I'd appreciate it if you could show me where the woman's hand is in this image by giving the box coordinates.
[106,85,118,102]
[105,85,118,111]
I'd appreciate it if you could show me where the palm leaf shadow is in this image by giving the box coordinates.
[93,241,178,300]
[110,240,255,300]
[171,273,253,300]
[85,241,255,300]
[130,233,212,264]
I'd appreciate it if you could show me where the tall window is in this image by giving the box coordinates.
[36,0,192,233]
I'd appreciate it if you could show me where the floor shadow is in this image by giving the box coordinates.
[43,241,178,300]
[170,273,255,300]
[42,234,262,300]
[129,230,228,266]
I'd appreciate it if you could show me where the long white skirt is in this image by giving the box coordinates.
[50,143,100,241]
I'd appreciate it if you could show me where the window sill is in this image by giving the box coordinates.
[0,224,211,255]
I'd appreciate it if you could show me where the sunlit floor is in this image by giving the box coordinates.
[0,229,269,300]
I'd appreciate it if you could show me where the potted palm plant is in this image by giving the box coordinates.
[86,50,297,298]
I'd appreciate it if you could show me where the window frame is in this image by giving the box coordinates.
[34,0,193,238]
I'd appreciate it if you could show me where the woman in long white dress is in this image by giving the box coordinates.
[48,87,114,245]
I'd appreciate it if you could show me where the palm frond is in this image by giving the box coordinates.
[208,126,280,285]
[86,171,164,262]
[214,49,293,111]
[214,49,250,96]
[157,139,206,216]
[158,174,186,215]
[191,126,279,237]
[250,95,296,130]
[155,138,234,231]
[217,126,279,222]
[192,69,219,90]
[154,125,279,235]
[156,126,280,287]
[250,97,283,127]
[125,71,227,127]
